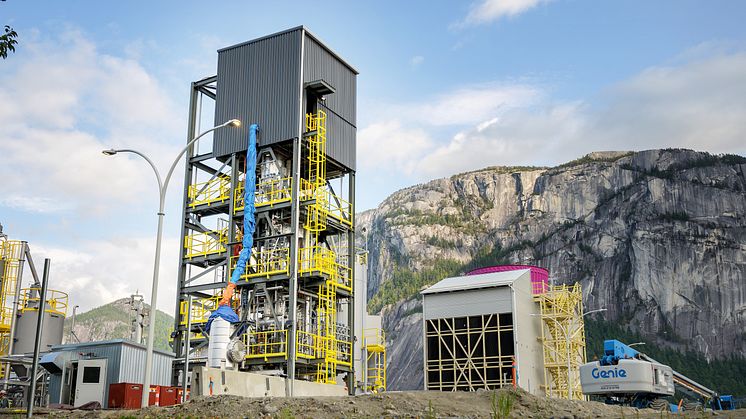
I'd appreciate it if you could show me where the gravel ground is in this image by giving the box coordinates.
[7,388,744,418]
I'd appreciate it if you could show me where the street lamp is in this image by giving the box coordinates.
[103,118,240,407]
[533,307,606,400]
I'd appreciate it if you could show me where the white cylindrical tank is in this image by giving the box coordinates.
[208,317,232,368]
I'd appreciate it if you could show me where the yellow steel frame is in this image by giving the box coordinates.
[19,288,68,316]
[0,240,23,376]
[244,329,288,359]
[316,279,338,384]
[364,328,387,392]
[178,294,237,340]
[230,248,291,280]
[321,188,353,227]
[188,177,231,208]
[306,111,327,188]
[234,177,318,214]
[240,329,337,362]
[179,295,221,326]
[298,246,352,292]
[536,283,587,400]
[296,330,320,360]
[184,227,228,259]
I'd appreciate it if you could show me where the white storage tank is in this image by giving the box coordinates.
[208,317,232,368]
[12,288,67,354]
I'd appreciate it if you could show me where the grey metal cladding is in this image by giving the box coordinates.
[304,34,357,171]
[303,35,356,125]
[323,106,356,171]
[213,29,302,158]
[423,287,513,320]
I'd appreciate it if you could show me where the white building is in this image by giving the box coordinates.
[421,268,545,396]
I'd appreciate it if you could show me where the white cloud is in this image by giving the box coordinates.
[0,29,183,216]
[461,0,554,26]
[414,102,585,177]
[410,55,424,67]
[392,83,541,126]
[358,121,434,174]
[30,236,180,313]
[0,195,73,214]
[0,28,191,317]
[359,48,746,184]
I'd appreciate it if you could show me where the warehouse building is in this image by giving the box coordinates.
[421,266,547,396]
[41,340,173,408]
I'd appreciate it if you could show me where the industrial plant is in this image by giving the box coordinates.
[0,25,738,415]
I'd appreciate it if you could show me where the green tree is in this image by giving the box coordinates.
[0,26,17,59]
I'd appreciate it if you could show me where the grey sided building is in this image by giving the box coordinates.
[421,269,545,396]
[42,339,174,408]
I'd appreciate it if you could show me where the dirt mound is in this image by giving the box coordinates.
[44,388,737,418]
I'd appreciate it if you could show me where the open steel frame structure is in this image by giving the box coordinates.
[535,283,586,400]
[170,27,357,395]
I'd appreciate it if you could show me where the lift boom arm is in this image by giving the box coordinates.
[601,340,717,400]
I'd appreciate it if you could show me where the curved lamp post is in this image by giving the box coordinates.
[103,118,240,407]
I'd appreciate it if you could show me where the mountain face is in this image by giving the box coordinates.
[359,149,746,390]
[63,298,175,353]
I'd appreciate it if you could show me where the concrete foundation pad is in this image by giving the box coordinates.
[193,367,347,398]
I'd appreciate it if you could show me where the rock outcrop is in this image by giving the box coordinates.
[359,149,746,390]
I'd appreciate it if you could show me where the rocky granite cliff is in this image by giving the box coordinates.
[359,149,746,391]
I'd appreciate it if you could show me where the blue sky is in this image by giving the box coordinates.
[2,0,745,312]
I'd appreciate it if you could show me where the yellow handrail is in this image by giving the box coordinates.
[184,228,228,259]
[188,177,231,208]
[20,288,68,316]
[229,248,291,279]
[244,329,288,359]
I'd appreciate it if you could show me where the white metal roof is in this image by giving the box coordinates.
[421,269,530,295]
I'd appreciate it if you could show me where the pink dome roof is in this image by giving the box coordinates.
[466,265,549,294]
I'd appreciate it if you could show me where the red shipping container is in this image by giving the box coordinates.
[108,383,143,409]
[159,386,179,406]
[148,385,160,407]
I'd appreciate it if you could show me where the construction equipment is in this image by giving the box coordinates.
[580,339,735,411]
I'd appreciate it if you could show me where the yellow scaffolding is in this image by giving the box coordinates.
[188,176,231,208]
[316,279,338,384]
[226,245,351,292]
[230,248,291,280]
[306,111,327,188]
[184,225,229,259]
[179,295,221,326]
[0,240,23,375]
[364,328,387,392]
[234,178,315,214]
[298,246,352,292]
[535,283,587,400]
[244,329,288,360]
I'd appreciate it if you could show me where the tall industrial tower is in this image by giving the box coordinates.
[171,27,357,393]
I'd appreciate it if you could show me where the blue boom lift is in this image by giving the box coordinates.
[580,340,736,412]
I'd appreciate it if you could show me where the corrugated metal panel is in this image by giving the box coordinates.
[323,107,356,170]
[118,343,173,386]
[46,340,175,407]
[303,36,356,125]
[304,34,357,171]
[422,269,529,294]
[49,373,62,404]
[214,29,302,157]
[423,287,513,320]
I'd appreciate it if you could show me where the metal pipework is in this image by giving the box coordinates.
[26,258,50,418]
